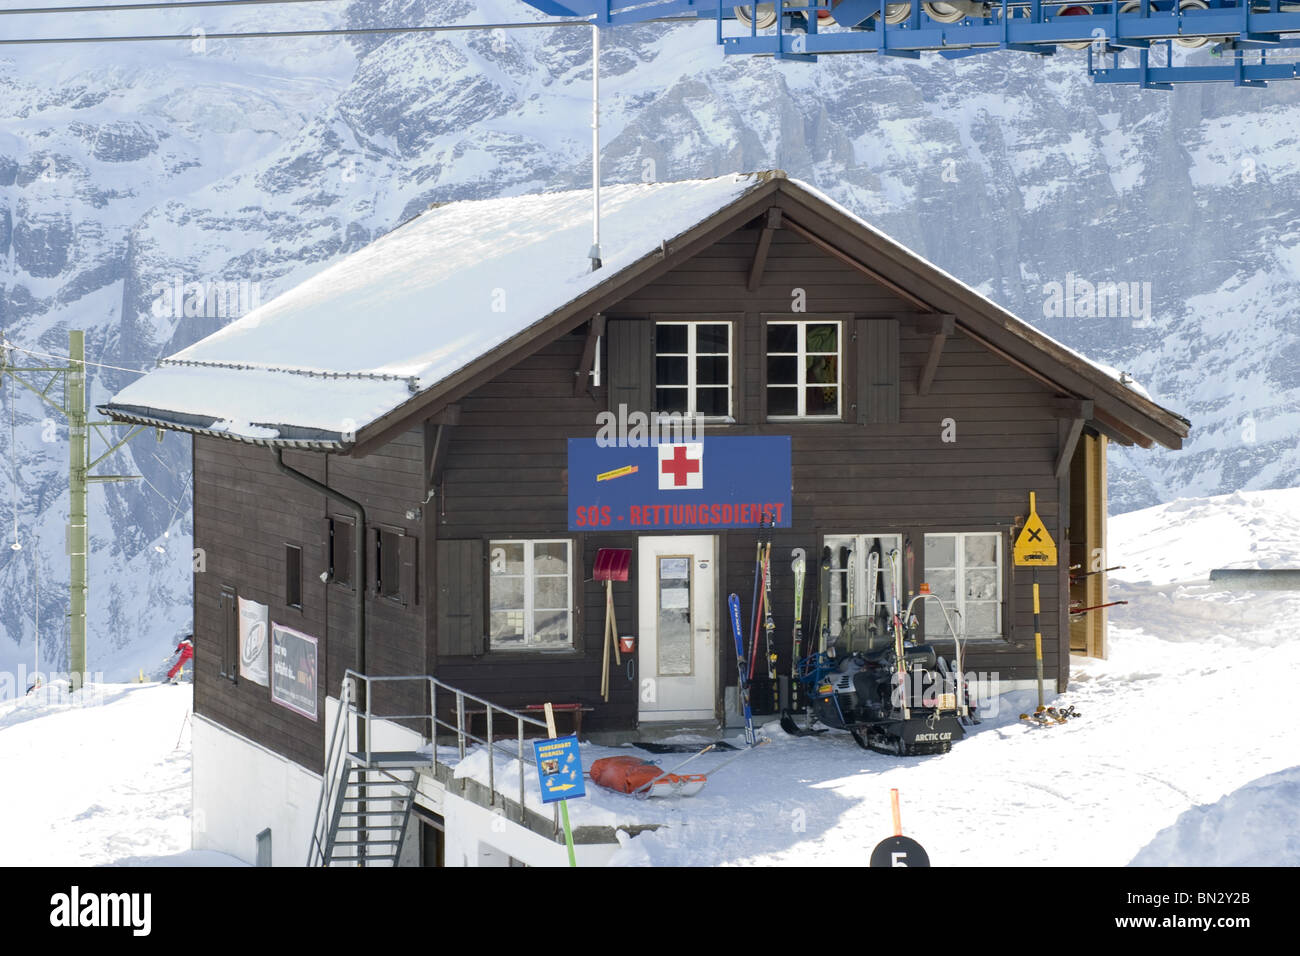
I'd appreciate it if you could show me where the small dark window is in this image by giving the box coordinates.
[220,585,238,684]
[377,528,402,601]
[329,517,354,589]
[285,545,302,609]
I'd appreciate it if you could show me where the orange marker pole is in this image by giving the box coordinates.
[890,788,903,837]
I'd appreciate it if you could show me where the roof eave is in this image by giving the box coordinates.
[99,404,350,453]
[772,180,1191,450]
[346,174,789,457]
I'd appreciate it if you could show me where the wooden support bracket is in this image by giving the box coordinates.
[916,314,955,396]
[746,207,782,292]
[574,314,607,397]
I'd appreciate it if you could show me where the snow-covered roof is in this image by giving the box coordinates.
[105,173,771,443]
[105,170,1186,449]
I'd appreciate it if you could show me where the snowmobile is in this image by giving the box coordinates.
[782,588,978,756]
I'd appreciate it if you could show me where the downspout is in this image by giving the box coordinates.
[274,446,370,863]
[273,447,366,676]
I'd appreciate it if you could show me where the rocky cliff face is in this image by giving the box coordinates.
[2,0,1296,676]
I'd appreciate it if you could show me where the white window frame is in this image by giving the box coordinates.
[766,319,842,420]
[923,532,1003,642]
[653,320,733,420]
[488,539,574,651]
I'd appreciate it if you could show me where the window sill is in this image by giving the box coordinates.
[484,647,581,660]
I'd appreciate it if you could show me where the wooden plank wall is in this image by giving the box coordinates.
[194,205,1077,766]
[193,428,428,774]
[429,221,1069,724]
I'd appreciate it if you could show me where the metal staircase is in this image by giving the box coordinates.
[309,672,433,867]
[308,668,571,865]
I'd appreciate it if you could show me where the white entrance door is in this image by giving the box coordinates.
[637,535,717,723]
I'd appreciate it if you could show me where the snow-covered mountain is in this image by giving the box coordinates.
[2,0,1298,677]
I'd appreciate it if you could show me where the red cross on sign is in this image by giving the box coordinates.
[658,443,703,490]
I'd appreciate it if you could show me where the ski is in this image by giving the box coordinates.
[905,535,915,607]
[762,540,778,713]
[888,548,910,720]
[748,540,763,680]
[818,545,832,655]
[789,548,806,710]
[779,709,827,737]
[839,545,851,637]
[864,548,880,645]
[729,593,757,747]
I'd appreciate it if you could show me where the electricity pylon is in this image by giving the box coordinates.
[1,330,147,690]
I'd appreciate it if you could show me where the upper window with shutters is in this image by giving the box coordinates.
[653,321,733,421]
[766,320,842,420]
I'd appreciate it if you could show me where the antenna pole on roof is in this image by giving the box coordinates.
[588,23,602,272]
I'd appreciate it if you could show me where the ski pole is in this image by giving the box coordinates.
[631,744,716,796]
[1070,565,1124,582]
[693,738,770,780]
[1069,600,1128,614]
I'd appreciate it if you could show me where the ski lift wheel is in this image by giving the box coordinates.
[735,3,779,29]
[1170,0,1215,47]
[921,1,986,23]
[872,3,914,24]
[1058,4,1094,49]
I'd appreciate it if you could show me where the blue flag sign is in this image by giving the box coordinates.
[567,436,792,531]
[533,735,586,804]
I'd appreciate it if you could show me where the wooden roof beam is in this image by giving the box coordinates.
[1095,407,1154,449]
[781,215,935,313]
[746,207,782,292]
[916,314,955,396]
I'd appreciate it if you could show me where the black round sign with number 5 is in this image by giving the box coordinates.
[870,836,930,867]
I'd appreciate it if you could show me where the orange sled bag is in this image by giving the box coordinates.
[589,756,665,794]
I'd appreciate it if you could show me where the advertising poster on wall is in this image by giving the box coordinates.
[238,597,269,686]
[270,623,318,721]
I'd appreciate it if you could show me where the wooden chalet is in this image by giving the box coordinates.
[104,171,1189,866]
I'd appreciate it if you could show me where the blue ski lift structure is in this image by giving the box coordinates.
[521,0,1300,86]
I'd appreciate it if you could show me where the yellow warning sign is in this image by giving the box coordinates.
[1013,492,1057,567]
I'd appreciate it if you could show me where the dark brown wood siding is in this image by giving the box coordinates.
[427,219,1071,725]
[193,427,428,773]
[192,204,1076,760]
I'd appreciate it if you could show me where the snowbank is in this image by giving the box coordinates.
[1130,768,1300,866]
[0,682,244,867]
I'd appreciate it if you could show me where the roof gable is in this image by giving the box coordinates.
[103,171,1189,452]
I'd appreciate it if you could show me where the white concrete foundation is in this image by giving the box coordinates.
[192,715,322,867]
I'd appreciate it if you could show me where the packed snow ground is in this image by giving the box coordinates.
[459,489,1300,866]
[1,489,1296,866]
[0,681,240,867]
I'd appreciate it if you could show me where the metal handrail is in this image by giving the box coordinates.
[308,673,354,866]
[339,669,561,836]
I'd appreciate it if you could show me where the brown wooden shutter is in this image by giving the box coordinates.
[569,537,584,654]
[220,585,238,683]
[606,319,653,414]
[436,539,484,657]
[857,317,900,425]
[400,533,419,608]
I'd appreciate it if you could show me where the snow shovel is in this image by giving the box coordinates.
[594,548,631,703]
